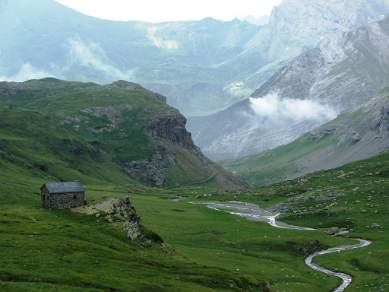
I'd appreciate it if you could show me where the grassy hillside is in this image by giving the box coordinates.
[201,151,389,291]
[1,78,388,291]
[1,105,388,291]
[223,92,389,186]
[0,79,255,291]
[0,149,353,292]
[0,78,242,190]
[0,169,263,291]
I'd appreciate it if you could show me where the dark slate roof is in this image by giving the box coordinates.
[44,182,85,194]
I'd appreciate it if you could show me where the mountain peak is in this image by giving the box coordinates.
[247,0,389,62]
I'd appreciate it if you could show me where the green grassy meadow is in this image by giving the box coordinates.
[215,152,389,291]
[0,80,388,291]
[4,151,389,291]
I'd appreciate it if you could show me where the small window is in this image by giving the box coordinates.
[73,194,77,200]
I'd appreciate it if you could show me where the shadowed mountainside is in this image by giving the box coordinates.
[0,78,245,191]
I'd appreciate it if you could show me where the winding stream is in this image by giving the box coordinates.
[202,201,372,292]
[305,239,372,292]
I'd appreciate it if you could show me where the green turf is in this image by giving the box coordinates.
[1,79,388,291]
[214,151,389,291]
[0,79,219,188]
[2,145,388,291]
[221,132,339,186]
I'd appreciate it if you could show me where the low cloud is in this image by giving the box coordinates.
[0,63,53,82]
[250,93,337,123]
[147,27,179,50]
[224,81,252,97]
[68,38,134,80]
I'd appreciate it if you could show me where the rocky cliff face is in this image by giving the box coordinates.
[245,0,389,63]
[190,14,389,160]
[252,49,325,100]
[254,15,389,110]
[125,111,202,186]
[125,108,246,190]
[148,114,196,150]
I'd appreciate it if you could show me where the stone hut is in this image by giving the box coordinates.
[41,182,86,209]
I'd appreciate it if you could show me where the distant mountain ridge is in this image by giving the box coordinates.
[1,0,388,117]
[0,0,258,116]
[189,13,389,160]
[254,15,389,110]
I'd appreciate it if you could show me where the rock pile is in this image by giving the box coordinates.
[75,197,162,247]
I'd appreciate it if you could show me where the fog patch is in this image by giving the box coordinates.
[68,38,134,80]
[147,27,179,50]
[250,93,337,123]
[224,81,252,97]
[0,63,53,82]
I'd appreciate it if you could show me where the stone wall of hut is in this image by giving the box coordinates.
[42,191,85,209]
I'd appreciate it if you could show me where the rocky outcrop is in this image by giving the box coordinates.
[109,197,144,242]
[124,146,174,187]
[124,112,194,187]
[148,114,196,150]
[252,48,325,100]
[124,109,248,190]
[246,0,389,63]
[75,197,162,247]
[378,106,389,133]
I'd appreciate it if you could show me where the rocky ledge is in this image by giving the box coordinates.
[148,113,196,150]
[74,197,163,247]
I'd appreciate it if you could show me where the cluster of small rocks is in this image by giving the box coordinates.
[326,227,350,236]
[368,223,383,229]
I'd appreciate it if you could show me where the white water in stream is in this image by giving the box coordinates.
[202,201,372,292]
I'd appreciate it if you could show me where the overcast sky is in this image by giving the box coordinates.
[55,0,282,23]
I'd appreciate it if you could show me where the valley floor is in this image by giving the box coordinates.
[1,152,388,291]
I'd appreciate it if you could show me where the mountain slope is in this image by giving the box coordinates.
[0,155,261,291]
[235,0,389,90]
[1,0,388,117]
[0,78,244,191]
[247,150,389,291]
[0,0,258,116]
[188,94,329,160]
[245,0,389,63]
[189,14,389,160]
[223,91,389,185]
[253,15,389,110]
